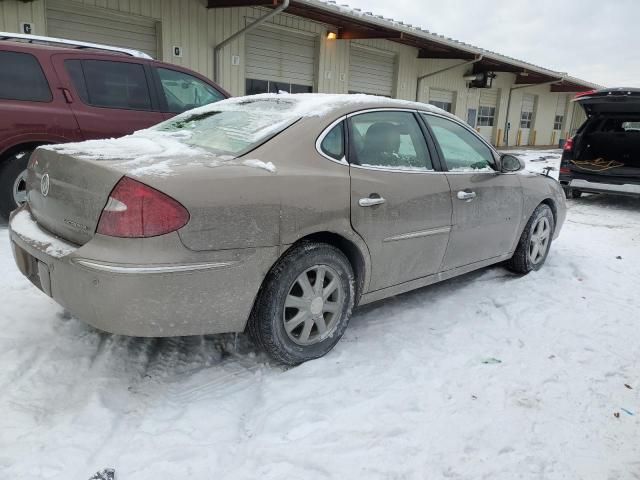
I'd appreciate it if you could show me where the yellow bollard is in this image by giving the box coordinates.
[496,129,502,147]
[551,131,556,146]
[517,130,522,146]
[530,130,537,146]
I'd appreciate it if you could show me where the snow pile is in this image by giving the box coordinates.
[42,130,204,162]
[9,209,77,258]
[175,93,449,121]
[1,193,640,479]
[242,159,277,173]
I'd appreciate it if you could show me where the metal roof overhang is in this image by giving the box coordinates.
[208,0,599,92]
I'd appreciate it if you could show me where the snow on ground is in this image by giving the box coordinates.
[1,165,640,479]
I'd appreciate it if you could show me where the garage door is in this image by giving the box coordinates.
[520,93,536,145]
[348,46,395,97]
[429,89,455,113]
[245,26,317,94]
[554,95,568,131]
[46,0,159,59]
[477,89,499,142]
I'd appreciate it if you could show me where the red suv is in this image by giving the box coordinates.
[0,33,229,218]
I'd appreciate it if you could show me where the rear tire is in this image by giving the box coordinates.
[0,150,32,220]
[248,242,355,366]
[506,204,555,274]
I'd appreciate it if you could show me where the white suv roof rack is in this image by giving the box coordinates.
[0,32,153,59]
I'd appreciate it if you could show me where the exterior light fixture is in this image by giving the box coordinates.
[327,31,337,40]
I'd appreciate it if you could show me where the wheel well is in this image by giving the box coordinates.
[0,142,49,165]
[540,198,557,224]
[295,232,367,303]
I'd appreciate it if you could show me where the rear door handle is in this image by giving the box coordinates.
[457,191,477,201]
[359,196,386,207]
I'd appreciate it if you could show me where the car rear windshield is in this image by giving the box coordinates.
[0,51,51,102]
[156,98,301,155]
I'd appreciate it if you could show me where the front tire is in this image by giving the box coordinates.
[248,242,355,366]
[0,150,32,220]
[506,204,555,274]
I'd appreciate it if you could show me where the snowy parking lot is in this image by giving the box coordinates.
[1,151,639,479]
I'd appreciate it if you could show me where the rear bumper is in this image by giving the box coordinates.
[560,176,640,197]
[9,206,278,337]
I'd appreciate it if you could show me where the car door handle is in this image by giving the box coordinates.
[457,191,477,201]
[359,196,386,207]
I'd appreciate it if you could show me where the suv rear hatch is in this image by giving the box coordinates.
[566,88,640,179]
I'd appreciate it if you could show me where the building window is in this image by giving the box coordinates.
[520,111,533,129]
[429,100,453,113]
[477,106,496,127]
[246,79,312,95]
[553,115,564,131]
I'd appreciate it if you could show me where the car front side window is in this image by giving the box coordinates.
[348,111,433,171]
[157,68,225,113]
[422,114,495,172]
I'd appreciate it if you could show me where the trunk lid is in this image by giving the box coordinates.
[27,148,125,245]
[576,88,640,115]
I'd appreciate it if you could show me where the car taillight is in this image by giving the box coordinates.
[96,176,189,238]
[559,167,571,174]
[563,137,574,152]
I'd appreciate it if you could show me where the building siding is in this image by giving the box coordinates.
[1,0,582,146]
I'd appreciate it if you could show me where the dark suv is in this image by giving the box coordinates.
[0,33,229,218]
[560,88,640,199]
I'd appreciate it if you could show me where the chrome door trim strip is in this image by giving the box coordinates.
[383,226,451,243]
[73,258,240,274]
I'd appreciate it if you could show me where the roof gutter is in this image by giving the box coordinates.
[415,55,483,102]
[503,76,565,147]
[213,0,290,84]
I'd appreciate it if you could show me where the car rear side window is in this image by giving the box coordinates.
[320,122,345,161]
[65,59,152,111]
[0,51,51,102]
[348,111,433,170]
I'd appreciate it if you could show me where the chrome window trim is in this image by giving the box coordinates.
[315,115,348,165]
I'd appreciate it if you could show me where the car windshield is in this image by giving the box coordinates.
[156,98,301,156]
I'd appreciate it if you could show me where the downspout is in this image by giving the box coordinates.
[415,54,483,102]
[503,76,565,147]
[213,0,290,85]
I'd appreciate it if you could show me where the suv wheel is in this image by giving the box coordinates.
[0,150,32,219]
[564,187,583,199]
[248,242,355,366]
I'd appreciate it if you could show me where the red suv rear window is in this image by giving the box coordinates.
[0,51,52,102]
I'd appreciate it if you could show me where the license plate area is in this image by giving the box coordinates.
[11,241,51,296]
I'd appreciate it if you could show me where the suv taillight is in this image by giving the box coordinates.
[96,176,189,238]
[563,137,574,152]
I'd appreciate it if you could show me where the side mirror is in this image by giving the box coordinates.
[500,154,525,173]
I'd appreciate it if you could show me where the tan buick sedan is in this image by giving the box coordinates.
[9,94,566,364]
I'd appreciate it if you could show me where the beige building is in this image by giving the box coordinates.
[1,0,596,146]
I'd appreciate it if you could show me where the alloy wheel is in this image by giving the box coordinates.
[12,169,28,205]
[283,264,345,346]
[529,216,551,264]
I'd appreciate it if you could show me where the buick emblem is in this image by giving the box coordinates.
[40,173,50,197]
